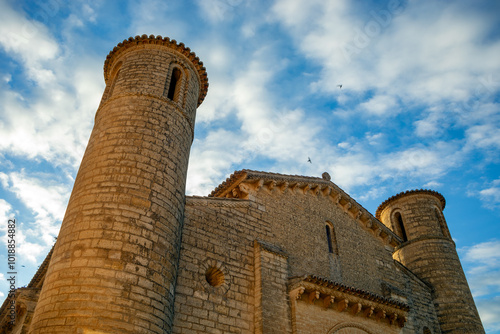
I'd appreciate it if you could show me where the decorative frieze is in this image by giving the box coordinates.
[289,275,409,328]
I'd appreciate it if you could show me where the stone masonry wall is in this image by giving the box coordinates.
[30,41,202,334]
[172,197,278,334]
[247,185,441,332]
[380,192,484,333]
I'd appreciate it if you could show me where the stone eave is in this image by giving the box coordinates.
[289,275,409,328]
[209,170,403,248]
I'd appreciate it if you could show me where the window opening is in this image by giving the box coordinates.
[395,212,408,242]
[167,67,181,101]
[326,225,334,253]
[325,222,338,255]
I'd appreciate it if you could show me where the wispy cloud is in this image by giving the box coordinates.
[0,171,69,252]
[461,240,500,331]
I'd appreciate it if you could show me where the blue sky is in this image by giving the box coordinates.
[0,0,499,331]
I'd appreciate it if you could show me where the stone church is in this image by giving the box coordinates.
[0,35,485,333]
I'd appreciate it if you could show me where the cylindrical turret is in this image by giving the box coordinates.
[30,35,208,333]
[377,190,484,333]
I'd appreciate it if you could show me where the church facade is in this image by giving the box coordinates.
[0,35,484,334]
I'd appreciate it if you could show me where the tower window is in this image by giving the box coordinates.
[167,67,182,101]
[394,212,408,242]
[325,222,338,255]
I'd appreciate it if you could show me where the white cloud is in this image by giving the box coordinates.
[461,240,500,331]
[1,171,69,249]
[476,296,500,333]
[359,95,397,116]
[187,129,246,195]
[462,240,500,297]
[272,0,500,119]
[196,0,241,23]
[466,124,500,150]
[0,0,60,84]
[0,199,14,228]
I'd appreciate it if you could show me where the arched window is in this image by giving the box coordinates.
[423,326,432,334]
[394,212,408,242]
[325,222,338,255]
[166,67,182,101]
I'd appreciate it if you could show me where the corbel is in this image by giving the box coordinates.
[308,290,320,304]
[389,313,398,325]
[363,306,374,318]
[375,310,386,321]
[323,295,335,308]
[311,185,320,196]
[255,179,264,191]
[279,182,289,193]
[337,299,349,312]
[365,219,373,229]
[238,183,250,198]
[322,186,332,196]
[335,194,342,205]
[351,303,362,315]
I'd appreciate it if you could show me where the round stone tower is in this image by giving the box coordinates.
[30,35,208,333]
[377,190,484,333]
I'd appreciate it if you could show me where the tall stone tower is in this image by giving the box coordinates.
[29,35,208,333]
[377,190,484,333]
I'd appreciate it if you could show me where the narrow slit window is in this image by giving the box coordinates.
[167,68,182,101]
[325,222,338,255]
[326,225,334,253]
[395,212,408,242]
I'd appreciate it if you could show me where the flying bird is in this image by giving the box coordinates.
[307,157,312,163]
[337,84,342,89]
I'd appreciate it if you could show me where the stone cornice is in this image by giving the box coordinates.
[103,34,209,106]
[209,170,402,248]
[289,275,408,328]
[376,189,446,219]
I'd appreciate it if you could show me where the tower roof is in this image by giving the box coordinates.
[376,189,446,219]
[103,34,209,106]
